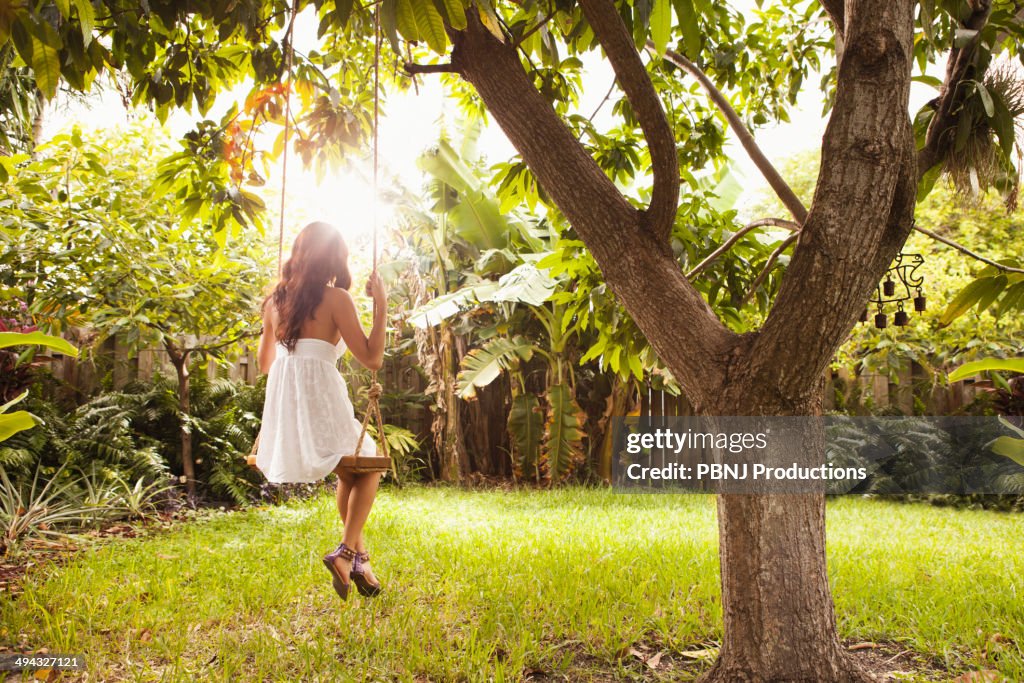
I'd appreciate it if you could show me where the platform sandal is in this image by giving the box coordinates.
[322,542,357,600]
[351,550,383,597]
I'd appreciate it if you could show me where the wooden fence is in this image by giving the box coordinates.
[46,337,983,420]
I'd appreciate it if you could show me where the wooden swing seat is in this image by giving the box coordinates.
[337,454,391,474]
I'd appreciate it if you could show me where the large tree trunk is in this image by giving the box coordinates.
[702,387,865,682]
[709,493,860,681]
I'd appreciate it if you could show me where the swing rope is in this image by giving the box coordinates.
[350,1,391,470]
[276,0,297,278]
[250,2,392,476]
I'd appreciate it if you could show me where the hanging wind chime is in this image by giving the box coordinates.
[859,221,927,329]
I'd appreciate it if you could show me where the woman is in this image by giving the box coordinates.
[255,221,388,601]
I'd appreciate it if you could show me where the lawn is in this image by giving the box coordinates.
[2,487,1022,681]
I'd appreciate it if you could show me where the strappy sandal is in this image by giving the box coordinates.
[322,542,356,600]
[351,550,383,597]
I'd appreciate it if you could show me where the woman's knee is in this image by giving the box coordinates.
[333,467,356,485]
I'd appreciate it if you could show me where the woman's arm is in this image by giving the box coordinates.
[257,302,277,375]
[330,272,387,371]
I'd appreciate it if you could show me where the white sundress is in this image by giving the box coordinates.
[255,338,377,483]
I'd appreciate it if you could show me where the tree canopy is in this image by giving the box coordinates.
[4,0,1024,679]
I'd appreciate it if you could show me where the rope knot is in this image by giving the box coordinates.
[367,382,384,401]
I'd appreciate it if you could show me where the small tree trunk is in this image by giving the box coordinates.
[436,325,467,482]
[168,346,196,500]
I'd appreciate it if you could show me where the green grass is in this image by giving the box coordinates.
[1,487,1022,681]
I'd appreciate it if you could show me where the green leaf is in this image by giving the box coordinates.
[541,383,584,483]
[673,0,700,59]
[939,277,1006,327]
[0,411,37,443]
[396,0,421,42]
[948,358,1024,383]
[977,275,1008,314]
[649,0,671,56]
[406,281,500,327]
[413,0,447,53]
[910,75,942,88]
[919,0,935,41]
[488,263,557,307]
[976,82,994,118]
[0,331,79,356]
[990,88,1017,158]
[0,390,29,414]
[434,0,467,30]
[457,336,535,398]
[72,0,95,46]
[508,393,543,480]
[953,28,977,47]
[380,0,402,52]
[335,0,356,30]
[987,436,1024,468]
[27,17,62,100]
[475,0,504,41]
[916,162,943,202]
[417,138,479,193]
[996,281,1024,316]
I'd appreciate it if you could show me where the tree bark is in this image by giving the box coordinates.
[702,388,869,682]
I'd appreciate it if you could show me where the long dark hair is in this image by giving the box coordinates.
[263,221,352,352]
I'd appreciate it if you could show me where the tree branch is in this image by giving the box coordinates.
[913,224,1024,274]
[580,0,679,244]
[686,218,799,280]
[514,7,557,47]
[818,0,844,34]
[653,43,808,225]
[742,0,919,405]
[740,232,800,307]
[403,62,460,75]
[191,329,261,356]
[653,37,1022,285]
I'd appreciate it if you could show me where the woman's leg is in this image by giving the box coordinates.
[333,469,368,552]
[329,466,359,581]
[344,472,382,585]
[335,471,354,522]
[328,466,382,579]
[342,471,381,547]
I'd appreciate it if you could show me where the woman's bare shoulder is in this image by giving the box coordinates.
[324,286,355,306]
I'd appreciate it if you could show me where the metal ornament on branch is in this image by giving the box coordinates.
[859,252,926,329]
